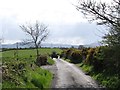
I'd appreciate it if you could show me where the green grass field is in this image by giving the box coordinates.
[2,48,62,58]
[2,48,62,89]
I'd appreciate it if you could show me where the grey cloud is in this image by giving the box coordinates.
[1,16,26,40]
[1,16,104,45]
[49,22,104,44]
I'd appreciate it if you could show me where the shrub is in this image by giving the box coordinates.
[51,51,58,59]
[60,51,64,58]
[81,48,88,60]
[10,61,26,76]
[70,50,82,63]
[92,47,104,72]
[36,55,47,66]
[64,48,73,59]
[84,48,95,65]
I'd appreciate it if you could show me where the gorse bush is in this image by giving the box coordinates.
[80,47,105,72]
[61,48,83,63]
[81,48,88,60]
[91,47,104,72]
[84,48,95,65]
[64,48,73,59]
[70,50,82,63]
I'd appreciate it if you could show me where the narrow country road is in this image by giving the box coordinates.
[42,58,103,89]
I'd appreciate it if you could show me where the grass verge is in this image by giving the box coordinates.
[76,62,120,89]
[47,58,55,65]
[2,58,53,89]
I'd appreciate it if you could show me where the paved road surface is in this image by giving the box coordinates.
[42,58,104,89]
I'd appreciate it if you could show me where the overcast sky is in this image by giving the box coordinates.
[0,0,110,45]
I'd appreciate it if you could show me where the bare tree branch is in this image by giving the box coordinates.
[75,0,120,26]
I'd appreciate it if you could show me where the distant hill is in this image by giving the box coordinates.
[1,41,103,49]
[84,42,103,48]
[1,43,79,49]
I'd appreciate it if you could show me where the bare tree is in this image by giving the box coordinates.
[75,0,120,27]
[20,21,49,56]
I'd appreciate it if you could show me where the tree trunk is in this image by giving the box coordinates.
[36,47,39,56]
[35,44,39,57]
